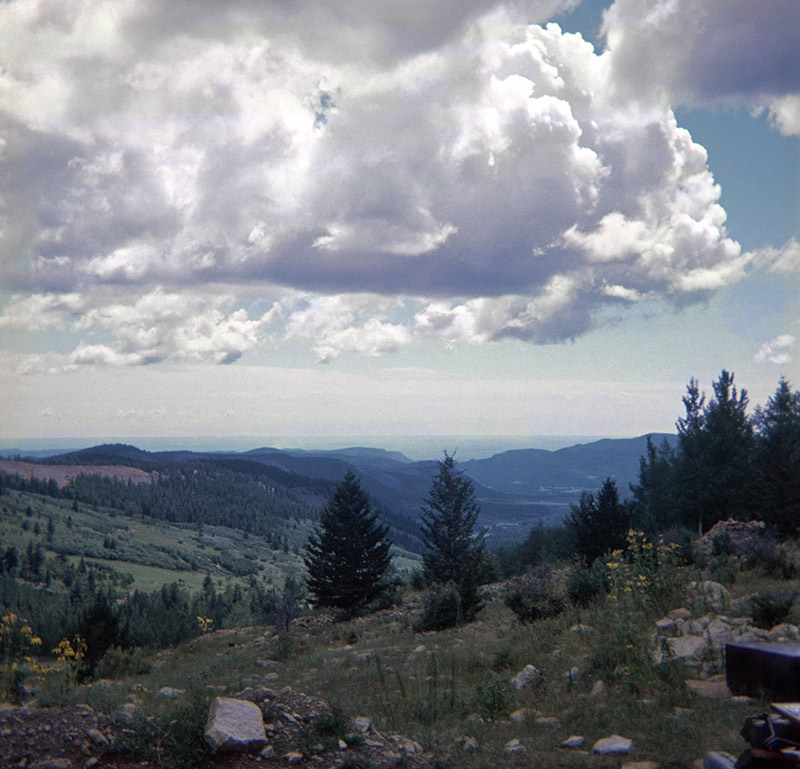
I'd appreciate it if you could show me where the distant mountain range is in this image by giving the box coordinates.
[4,434,677,547]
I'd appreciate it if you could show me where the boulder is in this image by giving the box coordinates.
[593,735,633,755]
[689,581,730,613]
[511,664,541,690]
[204,697,267,754]
[661,634,708,666]
[560,735,585,749]
[504,738,525,755]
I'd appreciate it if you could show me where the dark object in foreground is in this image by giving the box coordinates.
[706,704,800,769]
[726,643,800,700]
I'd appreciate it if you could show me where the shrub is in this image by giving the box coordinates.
[414,583,462,632]
[96,646,152,679]
[751,589,797,629]
[473,672,514,720]
[567,561,608,607]
[505,566,566,623]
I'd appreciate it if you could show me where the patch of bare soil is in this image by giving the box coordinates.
[0,461,154,488]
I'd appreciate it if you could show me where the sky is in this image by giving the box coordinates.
[1,0,799,454]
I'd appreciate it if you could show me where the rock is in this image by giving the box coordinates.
[509,709,529,724]
[511,664,541,690]
[263,673,279,681]
[661,634,708,666]
[86,729,109,747]
[353,716,374,733]
[669,608,691,621]
[768,623,799,641]
[705,617,734,651]
[338,739,348,750]
[412,645,426,654]
[204,697,268,754]
[590,680,606,698]
[561,735,585,749]
[156,686,184,699]
[462,737,479,752]
[85,759,100,768]
[504,738,525,755]
[33,761,73,769]
[623,762,660,769]
[284,751,304,763]
[689,581,730,612]
[564,666,580,681]
[570,623,592,633]
[655,617,677,634]
[117,703,137,724]
[392,735,423,754]
[686,678,731,700]
[593,735,633,755]
[535,716,560,728]
[260,746,275,758]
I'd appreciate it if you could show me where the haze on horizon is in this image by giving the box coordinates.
[1,0,798,445]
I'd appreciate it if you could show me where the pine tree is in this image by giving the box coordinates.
[420,453,485,623]
[567,478,631,564]
[304,471,392,619]
[752,377,800,536]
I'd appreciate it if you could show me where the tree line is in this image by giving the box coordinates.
[501,371,800,572]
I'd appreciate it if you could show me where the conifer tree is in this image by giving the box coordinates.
[420,453,485,623]
[752,377,800,536]
[304,471,391,619]
[567,478,632,564]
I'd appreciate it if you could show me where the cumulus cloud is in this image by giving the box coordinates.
[0,0,780,368]
[602,0,800,132]
[755,335,795,365]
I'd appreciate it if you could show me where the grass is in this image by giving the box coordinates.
[67,584,773,768]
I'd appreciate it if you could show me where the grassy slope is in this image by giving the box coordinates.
[73,580,773,768]
[0,487,420,593]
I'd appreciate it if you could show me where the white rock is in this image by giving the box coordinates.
[462,737,479,752]
[204,697,267,754]
[511,664,541,690]
[561,735,585,749]
[593,735,633,755]
[590,680,606,698]
[504,738,525,755]
[156,687,184,699]
[509,708,529,724]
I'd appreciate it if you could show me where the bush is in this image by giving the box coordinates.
[95,646,151,679]
[751,589,797,629]
[414,583,462,631]
[505,567,566,623]
[473,672,514,720]
[567,561,608,607]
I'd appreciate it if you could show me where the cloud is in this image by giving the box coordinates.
[8,288,281,373]
[755,335,795,365]
[602,0,800,131]
[0,0,771,367]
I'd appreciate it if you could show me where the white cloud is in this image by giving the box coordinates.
[602,0,800,110]
[755,335,795,365]
[0,0,774,368]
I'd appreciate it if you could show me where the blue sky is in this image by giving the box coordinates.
[1,0,798,451]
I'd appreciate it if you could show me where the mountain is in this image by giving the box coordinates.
[11,434,675,548]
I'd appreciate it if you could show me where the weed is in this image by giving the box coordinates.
[109,690,212,769]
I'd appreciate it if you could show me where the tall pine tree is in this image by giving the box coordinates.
[304,471,391,619]
[420,453,485,623]
[752,377,800,536]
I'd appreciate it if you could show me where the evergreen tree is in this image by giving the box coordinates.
[567,478,632,564]
[752,377,800,536]
[675,370,754,533]
[304,471,391,619]
[420,454,485,623]
[631,436,678,533]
